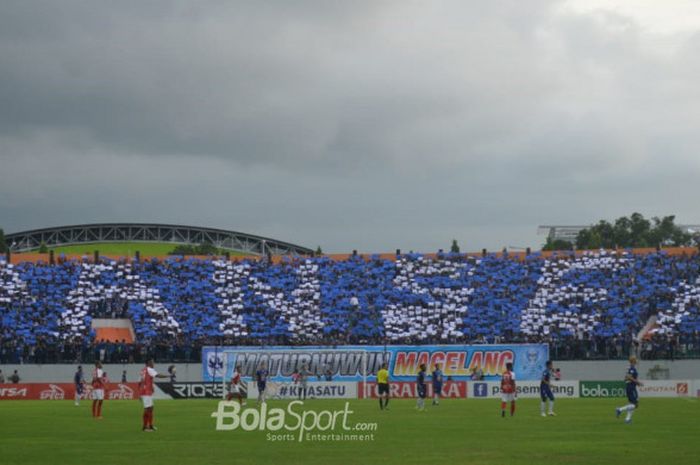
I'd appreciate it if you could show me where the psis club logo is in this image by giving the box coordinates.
[207,353,224,378]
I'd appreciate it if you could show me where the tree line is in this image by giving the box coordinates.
[543,213,697,251]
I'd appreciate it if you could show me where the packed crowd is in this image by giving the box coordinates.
[2,250,700,363]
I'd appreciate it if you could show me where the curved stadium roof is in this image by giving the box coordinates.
[5,223,313,256]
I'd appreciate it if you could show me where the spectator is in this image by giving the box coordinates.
[10,370,20,383]
[2,251,700,361]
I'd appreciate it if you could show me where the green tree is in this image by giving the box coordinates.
[315,246,323,256]
[170,242,223,256]
[612,216,632,248]
[38,241,48,253]
[450,239,460,254]
[575,213,692,249]
[628,212,651,246]
[170,244,194,255]
[0,228,6,253]
[197,241,219,255]
[542,237,574,251]
[576,221,615,249]
[653,215,691,246]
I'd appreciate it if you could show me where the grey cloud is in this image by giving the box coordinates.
[1,1,700,252]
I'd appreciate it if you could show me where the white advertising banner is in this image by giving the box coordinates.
[469,380,579,399]
[637,380,691,397]
[248,381,357,399]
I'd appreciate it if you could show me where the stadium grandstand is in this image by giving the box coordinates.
[2,246,700,364]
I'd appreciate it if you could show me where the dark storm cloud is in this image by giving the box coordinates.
[1,1,699,252]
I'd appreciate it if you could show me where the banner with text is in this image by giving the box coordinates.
[580,380,694,398]
[248,381,357,400]
[358,381,468,399]
[155,382,246,399]
[201,344,548,382]
[469,380,580,399]
[637,380,691,397]
[579,381,626,398]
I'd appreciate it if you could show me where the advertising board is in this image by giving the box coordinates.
[470,381,579,398]
[202,344,548,382]
[358,381,467,399]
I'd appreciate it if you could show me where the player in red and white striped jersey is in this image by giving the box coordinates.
[139,359,170,432]
[500,362,517,418]
[91,362,108,419]
[226,364,245,405]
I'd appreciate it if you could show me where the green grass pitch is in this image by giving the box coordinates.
[0,398,698,465]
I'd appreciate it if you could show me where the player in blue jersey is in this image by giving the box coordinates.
[616,356,643,424]
[540,360,556,417]
[416,363,428,411]
[74,366,85,406]
[431,363,444,406]
[255,362,269,405]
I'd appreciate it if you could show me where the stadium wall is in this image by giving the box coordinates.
[0,363,199,383]
[1,359,699,383]
[554,360,700,381]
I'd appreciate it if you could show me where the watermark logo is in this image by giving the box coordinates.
[211,400,377,442]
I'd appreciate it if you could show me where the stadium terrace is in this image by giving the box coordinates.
[2,249,700,364]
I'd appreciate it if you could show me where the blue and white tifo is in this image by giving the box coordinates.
[2,250,700,348]
[201,344,549,382]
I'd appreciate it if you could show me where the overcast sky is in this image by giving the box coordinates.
[1,0,699,253]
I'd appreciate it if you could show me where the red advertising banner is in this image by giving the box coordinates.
[0,383,140,400]
[358,381,468,399]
